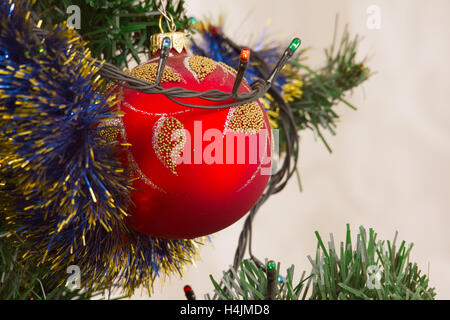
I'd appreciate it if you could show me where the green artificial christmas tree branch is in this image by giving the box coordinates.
[288,25,372,153]
[208,225,435,300]
[309,225,435,300]
[34,0,192,69]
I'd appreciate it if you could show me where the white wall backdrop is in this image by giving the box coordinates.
[125,0,450,299]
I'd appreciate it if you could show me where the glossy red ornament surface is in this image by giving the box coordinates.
[114,50,272,239]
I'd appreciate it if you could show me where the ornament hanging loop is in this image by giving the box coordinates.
[158,11,176,33]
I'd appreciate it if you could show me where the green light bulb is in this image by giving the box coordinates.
[267,261,276,271]
[289,38,302,52]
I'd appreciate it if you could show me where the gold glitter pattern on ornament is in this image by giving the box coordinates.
[130,64,181,84]
[99,118,122,143]
[153,116,186,175]
[227,102,265,134]
[99,127,119,143]
[188,56,217,82]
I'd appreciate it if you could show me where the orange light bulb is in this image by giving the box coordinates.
[240,48,250,63]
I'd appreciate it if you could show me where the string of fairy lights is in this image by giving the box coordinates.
[98,37,301,109]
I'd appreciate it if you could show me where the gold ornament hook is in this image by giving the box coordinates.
[158,11,176,33]
[150,12,187,56]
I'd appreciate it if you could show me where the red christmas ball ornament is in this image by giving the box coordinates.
[111,30,272,239]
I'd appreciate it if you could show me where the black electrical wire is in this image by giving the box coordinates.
[266,261,277,300]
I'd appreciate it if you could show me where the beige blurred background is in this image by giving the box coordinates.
[125,0,450,299]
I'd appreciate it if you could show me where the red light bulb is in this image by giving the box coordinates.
[240,48,250,63]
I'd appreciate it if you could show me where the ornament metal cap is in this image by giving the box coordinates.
[150,14,188,56]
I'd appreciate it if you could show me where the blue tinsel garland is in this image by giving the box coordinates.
[0,0,203,295]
